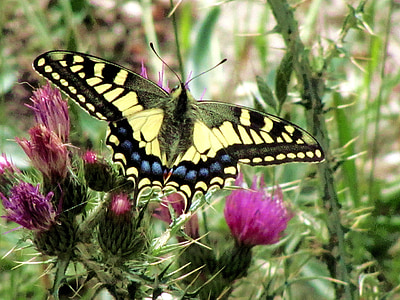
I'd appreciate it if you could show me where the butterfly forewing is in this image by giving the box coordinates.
[33,50,324,210]
[33,51,168,121]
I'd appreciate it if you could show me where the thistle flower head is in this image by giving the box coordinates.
[224,173,293,247]
[1,182,56,231]
[16,124,69,181]
[28,82,70,142]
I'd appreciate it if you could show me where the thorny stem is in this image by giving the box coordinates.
[267,0,353,298]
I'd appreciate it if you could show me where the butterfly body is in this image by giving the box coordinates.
[33,51,324,209]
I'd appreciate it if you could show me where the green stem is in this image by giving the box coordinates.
[51,252,71,299]
[170,0,185,80]
[266,0,352,298]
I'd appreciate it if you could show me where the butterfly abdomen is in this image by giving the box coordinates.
[159,109,195,166]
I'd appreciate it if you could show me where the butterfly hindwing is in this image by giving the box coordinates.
[107,118,165,196]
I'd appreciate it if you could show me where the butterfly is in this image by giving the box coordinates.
[33,50,324,210]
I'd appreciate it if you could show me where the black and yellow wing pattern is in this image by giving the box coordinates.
[33,50,324,209]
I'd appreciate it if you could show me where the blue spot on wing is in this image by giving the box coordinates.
[152,162,163,176]
[173,165,187,178]
[185,170,197,182]
[141,160,151,174]
[131,152,141,163]
[210,162,222,173]
[199,168,209,178]
[121,140,133,152]
[118,126,128,137]
[221,154,232,164]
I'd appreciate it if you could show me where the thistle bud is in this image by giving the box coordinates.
[98,193,146,261]
[83,151,133,193]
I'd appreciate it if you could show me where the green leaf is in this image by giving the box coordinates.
[256,75,277,112]
[333,92,359,206]
[275,50,293,107]
[189,6,221,96]
[191,6,221,69]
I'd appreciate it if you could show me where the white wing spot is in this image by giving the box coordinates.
[44,65,52,73]
[276,154,286,160]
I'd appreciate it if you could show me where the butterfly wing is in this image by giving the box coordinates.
[163,101,324,205]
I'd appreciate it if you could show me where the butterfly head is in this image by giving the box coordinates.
[170,82,191,99]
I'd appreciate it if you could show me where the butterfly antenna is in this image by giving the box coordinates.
[150,42,182,83]
[185,58,227,86]
[150,42,227,86]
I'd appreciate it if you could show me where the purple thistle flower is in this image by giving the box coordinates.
[28,82,70,143]
[224,173,293,247]
[16,124,69,181]
[1,182,56,231]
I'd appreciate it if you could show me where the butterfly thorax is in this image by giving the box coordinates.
[158,83,196,167]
